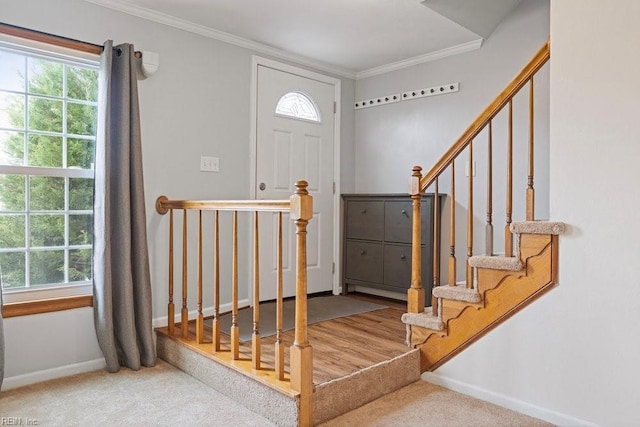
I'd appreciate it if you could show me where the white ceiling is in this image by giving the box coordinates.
[85,0,522,78]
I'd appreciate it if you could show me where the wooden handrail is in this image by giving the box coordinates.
[419,41,550,192]
[156,197,290,213]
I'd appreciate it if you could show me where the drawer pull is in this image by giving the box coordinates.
[360,250,367,255]
[401,210,407,216]
[361,209,367,214]
[400,254,406,260]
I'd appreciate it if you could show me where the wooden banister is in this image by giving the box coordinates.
[156,183,314,425]
[408,41,550,318]
[419,41,550,192]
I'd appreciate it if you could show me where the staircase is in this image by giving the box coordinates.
[401,41,562,372]
[403,221,563,371]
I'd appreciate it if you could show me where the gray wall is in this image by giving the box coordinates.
[354,0,549,194]
[2,0,355,380]
[354,0,549,279]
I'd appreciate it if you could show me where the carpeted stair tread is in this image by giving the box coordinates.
[469,255,523,271]
[511,221,565,235]
[432,284,482,303]
[401,311,445,331]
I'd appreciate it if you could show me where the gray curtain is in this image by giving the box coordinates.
[93,41,155,372]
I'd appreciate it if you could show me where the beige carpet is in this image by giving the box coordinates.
[320,380,552,427]
[0,361,551,426]
[0,360,275,426]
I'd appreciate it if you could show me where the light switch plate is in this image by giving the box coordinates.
[200,156,219,172]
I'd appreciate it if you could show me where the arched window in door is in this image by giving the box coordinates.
[275,91,321,122]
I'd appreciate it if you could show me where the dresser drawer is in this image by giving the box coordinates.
[344,240,383,283]
[384,201,413,243]
[345,200,384,241]
[384,199,433,244]
[382,244,412,289]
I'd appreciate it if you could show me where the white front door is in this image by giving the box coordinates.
[255,63,335,301]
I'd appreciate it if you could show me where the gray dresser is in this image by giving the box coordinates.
[342,194,443,297]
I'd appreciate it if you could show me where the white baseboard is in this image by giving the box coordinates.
[152,299,250,328]
[2,300,249,391]
[421,372,598,426]
[3,358,106,391]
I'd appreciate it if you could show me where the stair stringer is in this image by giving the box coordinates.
[412,233,559,372]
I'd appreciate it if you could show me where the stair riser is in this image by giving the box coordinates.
[158,333,422,426]
[314,350,420,424]
[477,234,551,293]
[418,238,557,371]
[157,333,299,426]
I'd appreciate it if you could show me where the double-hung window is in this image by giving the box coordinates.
[0,35,99,306]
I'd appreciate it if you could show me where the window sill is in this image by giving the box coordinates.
[2,294,93,318]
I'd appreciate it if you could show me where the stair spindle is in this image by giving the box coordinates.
[181,209,188,338]
[168,209,175,335]
[527,77,535,221]
[432,177,440,316]
[252,211,261,370]
[467,141,473,289]
[505,100,514,257]
[486,121,494,256]
[275,212,285,380]
[212,210,220,352]
[231,211,240,360]
[448,162,456,286]
[196,210,204,344]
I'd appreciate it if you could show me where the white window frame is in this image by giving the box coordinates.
[0,34,99,304]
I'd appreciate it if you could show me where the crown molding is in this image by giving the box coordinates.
[83,0,484,81]
[355,38,483,80]
[82,0,357,79]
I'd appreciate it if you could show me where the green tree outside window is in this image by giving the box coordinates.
[0,54,98,290]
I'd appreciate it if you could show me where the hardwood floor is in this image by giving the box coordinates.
[157,293,410,385]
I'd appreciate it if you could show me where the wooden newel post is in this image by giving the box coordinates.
[408,166,424,314]
[289,180,314,427]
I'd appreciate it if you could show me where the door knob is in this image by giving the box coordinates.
[259,182,266,191]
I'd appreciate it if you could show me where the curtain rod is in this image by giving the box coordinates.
[0,22,102,55]
[0,22,158,77]
[0,22,142,58]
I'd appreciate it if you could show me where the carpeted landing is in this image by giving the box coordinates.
[0,360,551,426]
